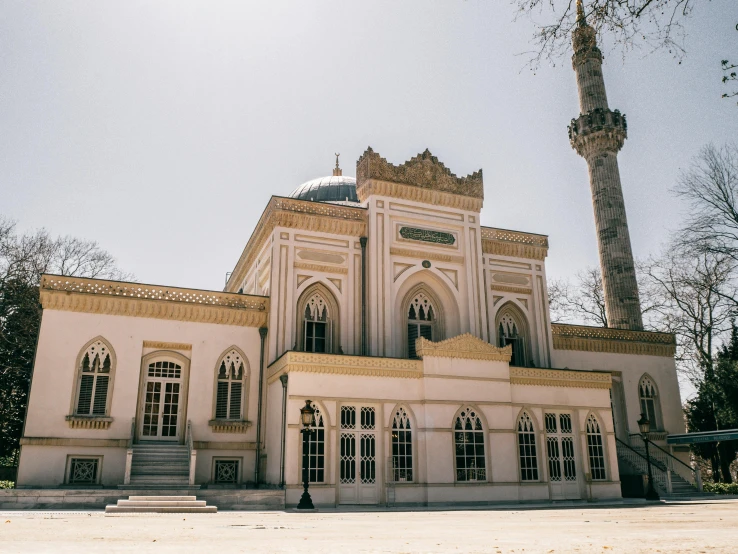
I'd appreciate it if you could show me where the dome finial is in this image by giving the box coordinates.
[333,153,342,176]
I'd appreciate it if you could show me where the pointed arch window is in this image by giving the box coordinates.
[586,415,607,481]
[454,407,486,482]
[303,293,330,353]
[407,292,435,358]
[304,405,325,483]
[391,407,413,482]
[517,412,539,481]
[497,307,528,367]
[74,339,114,416]
[639,376,661,430]
[215,350,245,420]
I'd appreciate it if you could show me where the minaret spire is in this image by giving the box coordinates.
[568,13,643,330]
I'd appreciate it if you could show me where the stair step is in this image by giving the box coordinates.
[128,496,198,501]
[118,500,206,507]
[105,495,216,513]
[106,506,217,513]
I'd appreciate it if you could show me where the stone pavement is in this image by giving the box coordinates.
[1,500,737,553]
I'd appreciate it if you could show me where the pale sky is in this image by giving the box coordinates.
[2,1,736,291]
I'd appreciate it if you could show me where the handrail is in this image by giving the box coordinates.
[123,417,136,485]
[186,420,196,486]
[615,437,671,494]
[645,437,695,472]
[128,417,135,448]
[629,434,702,492]
[615,437,650,464]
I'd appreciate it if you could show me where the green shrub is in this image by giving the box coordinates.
[0,481,14,489]
[703,482,738,495]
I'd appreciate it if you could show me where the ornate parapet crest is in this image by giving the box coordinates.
[551,323,676,358]
[267,351,423,384]
[227,196,367,291]
[40,274,269,327]
[510,367,611,390]
[416,333,512,362]
[356,148,484,211]
[481,227,549,260]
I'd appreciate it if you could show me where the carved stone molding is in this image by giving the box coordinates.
[208,419,252,434]
[489,284,533,295]
[510,367,612,390]
[143,341,192,351]
[293,262,349,275]
[267,351,423,384]
[551,323,676,358]
[390,247,464,265]
[40,275,269,328]
[64,416,113,430]
[481,227,549,261]
[21,437,127,447]
[193,441,257,450]
[358,179,483,212]
[415,333,512,362]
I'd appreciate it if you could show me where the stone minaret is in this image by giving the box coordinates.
[568,2,643,330]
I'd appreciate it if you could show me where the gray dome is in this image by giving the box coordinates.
[288,175,359,204]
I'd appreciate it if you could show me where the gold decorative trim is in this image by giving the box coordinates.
[551,324,676,358]
[64,416,113,430]
[193,441,257,450]
[227,197,367,291]
[390,247,464,264]
[40,275,268,328]
[208,420,252,434]
[267,351,423,384]
[489,284,533,295]
[510,367,612,389]
[415,333,512,362]
[481,227,549,261]
[358,179,483,212]
[293,262,349,274]
[143,341,192,351]
[20,437,127,447]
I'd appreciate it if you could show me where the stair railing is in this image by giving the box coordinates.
[124,417,135,485]
[629,433,702,492]
[615,437,671,494]
[187,420,196,486]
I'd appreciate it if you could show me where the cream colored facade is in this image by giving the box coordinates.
[16,150,682,506]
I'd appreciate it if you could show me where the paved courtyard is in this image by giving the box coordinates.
[1,500,737,553]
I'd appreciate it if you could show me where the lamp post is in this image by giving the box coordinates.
[296,399,316,510]
[638,413,660,501]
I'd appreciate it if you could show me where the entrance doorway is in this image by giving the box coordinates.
[138,360,185,442]
[545,412,581,500]
[338,405,379,504]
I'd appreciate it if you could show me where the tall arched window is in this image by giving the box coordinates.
[496,304,529,367]
[303,293,329,353]
[586,415,607,481]
[391,407,413,482]
[296,284,339,354]
[407,292,435,358]
[517,412,539,481]
[304,405,325,483]
[74,338,115,416]
[454,407,486,482]
[215,349,246,420]
[639,375,661,430]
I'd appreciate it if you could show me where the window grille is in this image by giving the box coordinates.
[303,293,330,353]
[148,360,181,379]
[215,350,245,420]
[75,340,113,416]
[407,293,434,358]
[305,406,325,483]
[586,415,607,481]
[639,376,660,430]
[517,412,538,481]
[454,407,486,481]
[391,408,413,482]
[214,459,239,484]
[68,457,99,484]
[340,406,356,429]
[497,311,527,366]
[545,412,577,482]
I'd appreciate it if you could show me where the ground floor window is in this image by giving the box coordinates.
[586,415,607,481]
[454,407,486,481]
[67,456,101,485]
[391,407,413,482]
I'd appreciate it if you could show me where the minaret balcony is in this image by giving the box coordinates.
[568,108,628,158]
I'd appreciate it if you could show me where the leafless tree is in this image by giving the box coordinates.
[548,267,608,326]
[723,60,738,104]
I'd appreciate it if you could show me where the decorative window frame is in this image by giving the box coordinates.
[211,457,243,485]
[583,411,608,481]
[66,336,117,429]
[401,284,445,359]
[388,403,417,483]
[295,282,340,354]
[638,373,663,432]
[494,301,531,367]
[209,346,251,433]
[64,455,103,486]
[451,404,489,483]
[299,399,329,484]
[515,408,541,482]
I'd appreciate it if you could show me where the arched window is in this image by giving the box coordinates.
[496,304,529,367]
[454,407,486,482]
[586,415,607,481]
[517,412,539,481]
[215,349,246,420]
[391,407,413,482]
[74,338,114,416]
[639,375,661,430]
[303,293,330,353]
[407,292,435,358]
[304,405,325,483]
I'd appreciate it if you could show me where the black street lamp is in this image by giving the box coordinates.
[638,413,660,501]
[296,399,316,510]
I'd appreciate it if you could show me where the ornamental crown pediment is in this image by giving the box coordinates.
[415,333,512,362]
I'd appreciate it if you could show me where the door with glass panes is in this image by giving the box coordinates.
[338,405,379,504]
[544,412,581,499]
[138,360,184,441]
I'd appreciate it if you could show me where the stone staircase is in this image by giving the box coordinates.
[122,444,194,489]
[106,495,217,513]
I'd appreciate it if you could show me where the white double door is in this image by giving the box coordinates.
[545,412,581,500]
[138,364,184,442]
[338,405,379,504]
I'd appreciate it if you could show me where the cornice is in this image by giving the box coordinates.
[267,351,423,384]
[510,367,612,390]
[143,341,192,351]
[64,416,113,430]
[208,419,252,434]
[294,262,349,275]
[358,179,483,212]
[551,324,676,358]
[390,247,465,265]
[415,333,512,362]
[227,196,367,291]
[40,275,269,328]
[481,227,549,261]
[490,284,533,295]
